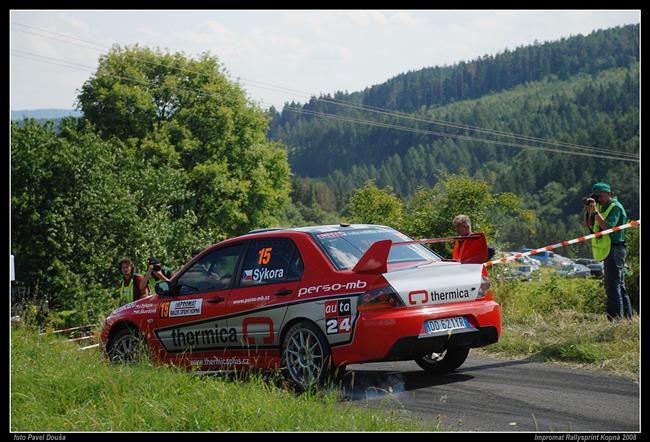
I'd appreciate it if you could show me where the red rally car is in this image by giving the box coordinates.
[101,224,501,389]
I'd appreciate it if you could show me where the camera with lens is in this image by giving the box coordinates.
[148,258,162,272]
[582,193,598,206]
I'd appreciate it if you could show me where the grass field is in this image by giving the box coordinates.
[10,328,433,432]
[11,270,639,430]
[482,270,640,380]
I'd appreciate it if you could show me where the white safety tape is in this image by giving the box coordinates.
[484,220,640,267]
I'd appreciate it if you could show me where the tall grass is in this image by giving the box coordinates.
[484,271,639,380]
[11,328,432,432]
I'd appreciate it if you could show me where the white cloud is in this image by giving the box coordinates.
[248,26,303,51]
[343,11,388,26]
[56,13,90,33]
[137,26,160,38]
[389,11,428,26]
[315,42,352,59]
[206,20,230,34]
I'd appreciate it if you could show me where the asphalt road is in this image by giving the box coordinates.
[340,354,639,432]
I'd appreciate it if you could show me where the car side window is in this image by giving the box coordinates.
[286,247,304,280]
[176,244,243,295]
[240,239,303,287]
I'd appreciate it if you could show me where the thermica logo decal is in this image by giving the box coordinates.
[157,321,238,352]
[171,324,237,347]
[430,288,470,302]
[408,290,428,305]
[408,288,471,305]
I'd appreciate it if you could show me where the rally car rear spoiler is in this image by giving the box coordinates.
[352,234,484,274]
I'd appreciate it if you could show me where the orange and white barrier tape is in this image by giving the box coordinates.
[39,324,94,335]
[484,220,640,267]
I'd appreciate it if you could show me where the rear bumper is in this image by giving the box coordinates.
[383,326,498,361]
[332,299,501,365]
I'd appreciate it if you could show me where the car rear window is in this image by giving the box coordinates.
[239,239,303,287]
[312,227,441,270]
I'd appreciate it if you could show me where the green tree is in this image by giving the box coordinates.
[11,119,218,325]
[346,181,405,228]
[403,174,535,256]
[77,45,291,236]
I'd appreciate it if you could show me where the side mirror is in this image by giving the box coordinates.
[155,281,172,296]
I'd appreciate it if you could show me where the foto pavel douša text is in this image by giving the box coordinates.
[14,435,66,441]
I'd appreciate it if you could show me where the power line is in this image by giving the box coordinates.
[236,77,640,159]
[11,49,639,163]
[284,107,639,163]
[12,22,110,49]
[12,20,639,160]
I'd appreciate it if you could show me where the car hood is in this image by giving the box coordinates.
[107,295,159,319]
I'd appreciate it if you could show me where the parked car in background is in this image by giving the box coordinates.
[514,265,535,281]
[514,255,540,272]
[575,258,604,277]
[497,264,536,282]
[551,254,574,268]
[520,248,555,266]
[557,263,592,278]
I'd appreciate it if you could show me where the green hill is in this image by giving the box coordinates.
[268,24,639,250]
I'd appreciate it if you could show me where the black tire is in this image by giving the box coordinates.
[107,327,146,364]
[281,321,332,389]
[415,346,470,374]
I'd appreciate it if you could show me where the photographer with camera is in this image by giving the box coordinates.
[139,257,173,296]
[582,182,631,321]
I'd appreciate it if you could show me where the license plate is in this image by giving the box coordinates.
[424,316,471,335]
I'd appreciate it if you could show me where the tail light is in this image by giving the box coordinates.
[357,286,404,312]
[477,267,492,299]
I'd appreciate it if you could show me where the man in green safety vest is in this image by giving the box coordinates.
[582,182,632,321]
[116,258,145,306]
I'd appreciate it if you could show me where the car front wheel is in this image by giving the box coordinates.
[108,327,146,363]
[282,321,331,389]
[415,346,470,374]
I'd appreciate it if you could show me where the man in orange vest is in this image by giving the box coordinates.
[451,215,489,264]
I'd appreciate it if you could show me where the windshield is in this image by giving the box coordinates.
[312,227,441,270]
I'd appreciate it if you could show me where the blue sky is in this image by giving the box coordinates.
[10,10,640,111]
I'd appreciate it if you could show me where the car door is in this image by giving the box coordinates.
[226,238,305,351]
[151,243,244,358]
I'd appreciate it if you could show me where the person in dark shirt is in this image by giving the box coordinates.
[140,257,173,296]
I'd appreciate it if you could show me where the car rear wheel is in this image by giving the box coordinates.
[282,321,331,389]
[415,346,470,374]
[108,327,146,363]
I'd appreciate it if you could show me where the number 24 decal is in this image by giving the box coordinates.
[326,317,351,335]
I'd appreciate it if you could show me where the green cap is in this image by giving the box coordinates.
[592,182,611,193]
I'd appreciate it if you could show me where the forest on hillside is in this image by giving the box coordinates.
[268,24,640,250]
